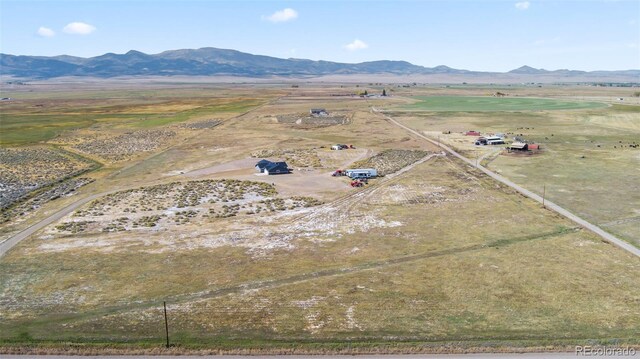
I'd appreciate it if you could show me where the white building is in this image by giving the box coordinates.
[486,136,505,145]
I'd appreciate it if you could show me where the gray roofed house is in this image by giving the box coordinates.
[255,159,290,175]
[255,159,272,173]
[264,161,290,175]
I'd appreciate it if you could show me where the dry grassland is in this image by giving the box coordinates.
[0,83,639,351]
[386,87,640,246]
[2,156,638,347]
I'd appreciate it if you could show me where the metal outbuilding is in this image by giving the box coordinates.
[509,142,529,151]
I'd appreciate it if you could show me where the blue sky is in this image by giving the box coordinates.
[1,0,638,71]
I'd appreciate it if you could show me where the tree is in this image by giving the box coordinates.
[382,89,387,96]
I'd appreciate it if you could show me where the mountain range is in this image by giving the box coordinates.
[1,47,638,80]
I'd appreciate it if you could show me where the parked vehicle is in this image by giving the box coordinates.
[345,168,377,179]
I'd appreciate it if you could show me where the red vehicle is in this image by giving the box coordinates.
[350,179,365,187]
[332,169,346,176]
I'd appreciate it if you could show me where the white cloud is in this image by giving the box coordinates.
[63,22,96,35]
[264,8,298,23]
[37,26,55,37]
[344,39,368,51]
[515,1,530,10]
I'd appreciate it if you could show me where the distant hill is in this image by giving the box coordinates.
[1,47,638,80]
[509,65,549,75]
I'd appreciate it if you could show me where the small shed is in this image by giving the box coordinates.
[475,137,488,146]
[528,144,540,150]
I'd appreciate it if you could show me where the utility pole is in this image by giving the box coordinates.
[542,184,546,208]
[163,301,170,348]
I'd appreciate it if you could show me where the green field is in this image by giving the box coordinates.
[391,102,640,247]
[401,96,607,112]
[0,93,269,146]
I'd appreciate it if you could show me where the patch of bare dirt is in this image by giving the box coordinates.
[45,179,321,236]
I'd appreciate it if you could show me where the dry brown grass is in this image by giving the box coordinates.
[1,83,638,350]
[3,343,639,355]
[350,148,429,175]
[388,92,640,246]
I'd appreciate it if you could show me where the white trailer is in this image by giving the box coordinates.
[345,168,378,179]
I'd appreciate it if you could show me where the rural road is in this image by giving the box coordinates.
[2,353,635,358]
[0,192,111,257]
[3,104,637,260]
[372,107,640,258]
[0,97,285,259]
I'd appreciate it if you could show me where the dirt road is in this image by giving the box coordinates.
[0,192,105,257]
[372,107,640,258]
[0,98,283,259]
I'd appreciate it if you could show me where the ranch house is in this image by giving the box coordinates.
[255,159,290,175]
[310,108,328,116]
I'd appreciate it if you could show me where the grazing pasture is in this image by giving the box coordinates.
[0,87,271,146]
[401,96,607,112]
[0,82,638,353]
[390,93,640,247]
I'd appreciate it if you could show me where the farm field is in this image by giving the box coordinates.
[0,82,639,353]
[400,95,607,112]
[0,87,273,146]
[387,90,640,248]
